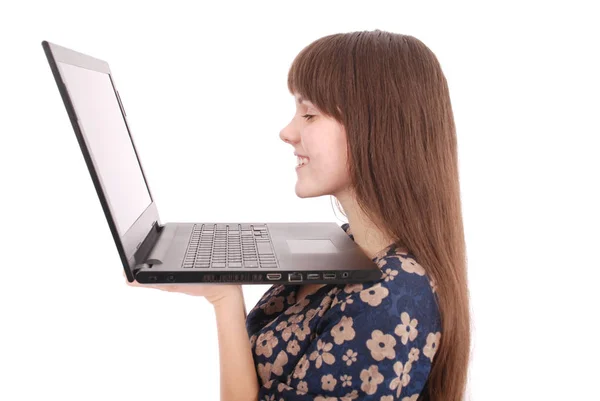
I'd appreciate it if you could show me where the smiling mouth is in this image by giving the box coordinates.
[296,156,309,169]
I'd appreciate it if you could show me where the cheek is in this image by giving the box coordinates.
[304,125,347,173]
[315,145,347,178]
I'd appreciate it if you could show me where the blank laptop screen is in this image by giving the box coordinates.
[57,62,152,236]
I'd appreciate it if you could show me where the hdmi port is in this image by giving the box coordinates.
[266,273,282,281]
[306,273,320,280]
[323,273,336,279]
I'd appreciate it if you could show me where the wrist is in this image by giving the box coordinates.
[211,286,244,309]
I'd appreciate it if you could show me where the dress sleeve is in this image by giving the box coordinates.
[256,279,442,401]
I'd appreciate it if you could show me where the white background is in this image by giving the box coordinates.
[1,1,599,400]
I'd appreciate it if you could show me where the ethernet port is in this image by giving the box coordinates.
[288,273,303,282]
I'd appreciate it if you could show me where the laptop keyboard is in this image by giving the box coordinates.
[182,224,278,269]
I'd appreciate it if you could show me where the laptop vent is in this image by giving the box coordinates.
[202,273,264,283]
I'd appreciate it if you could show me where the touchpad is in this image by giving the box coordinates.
[286,239,338,254]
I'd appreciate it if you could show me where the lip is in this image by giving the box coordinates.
[294,152,309,159]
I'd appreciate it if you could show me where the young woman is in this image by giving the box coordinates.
[128,29,471,401]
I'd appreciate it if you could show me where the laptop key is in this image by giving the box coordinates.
[257,242,273,254]
[211,262,226,268]
[228,262,242,268]
[244,261,259,267]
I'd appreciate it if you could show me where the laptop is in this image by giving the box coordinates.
[42,40,383,285]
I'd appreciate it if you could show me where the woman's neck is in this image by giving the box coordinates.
[335,192,396,259]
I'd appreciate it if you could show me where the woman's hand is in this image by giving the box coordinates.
[124,272,243,307]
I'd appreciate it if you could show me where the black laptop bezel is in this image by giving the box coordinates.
[42,40,161,282]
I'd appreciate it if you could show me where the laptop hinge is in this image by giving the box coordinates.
[144,223,178,265]
[133,221,163,268]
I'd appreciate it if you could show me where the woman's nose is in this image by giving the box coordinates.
[279,122,299,145]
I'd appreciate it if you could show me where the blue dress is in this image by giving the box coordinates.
[246,223,442,400]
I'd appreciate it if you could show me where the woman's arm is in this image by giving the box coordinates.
[213,289,259,401]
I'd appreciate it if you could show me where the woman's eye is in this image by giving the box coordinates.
[302,114,315,121]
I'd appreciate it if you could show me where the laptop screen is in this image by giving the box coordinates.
[57,62,152,237]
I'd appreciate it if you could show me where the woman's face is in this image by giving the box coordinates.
[279,93,351,198]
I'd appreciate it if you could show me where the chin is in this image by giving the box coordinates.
[295,182,325,198]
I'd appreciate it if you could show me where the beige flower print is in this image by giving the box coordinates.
[293,322,311,342]
[309,339,336,368]
[296,380,308,395]
[286,339,301,356]
[408,347,420,362]
[259,287,275,303]
[304,308,318,324]
[396,255,426,276]
[381,267,398,282]
[289,313,305,325]
[257,362,272,384]
[341,374,352,387]
[277,382,293,392]
[321,373,337,391]
[271,350,288,376]
[376,257,389,269]
[390,361,412,397]
[359,284,389,307]
[402,394,419,401]
[261,296,285,315]
[360,364,385,395]
[281,314,310,342]
[285,297,311,315]
[331,315,356,345]
[331,294,351,311]
[255,330,279,358]
[293,355,310,380]
[424,332,442,361]
[429,279,438,293]
[340,389,359,400]
[271,285,284,296]
[275,320,288,332]
[261,394,275,401]
[321,293,334,308]
[380,396,394,401]
[395,312,419,345]
[280,324,294,342]
[342,349,358,366]
[318,295,334,317]
[366,329,397,361]
[344,283,364,294]
[249,334,257,348]
[315,396,338,401]
[286,291,296,305]
[339,296,354,312]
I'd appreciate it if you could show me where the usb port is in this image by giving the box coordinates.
[266,273,282,281]
[288,273,303,282]
[323,273,336,280]
[306,273,320,280]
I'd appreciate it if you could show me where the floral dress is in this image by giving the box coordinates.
[245,223,442,401]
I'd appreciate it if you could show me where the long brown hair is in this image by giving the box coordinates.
[286,30,471,401]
